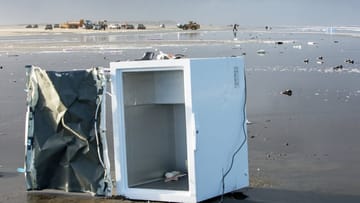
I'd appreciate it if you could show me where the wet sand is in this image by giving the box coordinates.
[1,26,360,202]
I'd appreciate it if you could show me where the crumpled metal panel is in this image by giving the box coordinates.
[24,66,112,196]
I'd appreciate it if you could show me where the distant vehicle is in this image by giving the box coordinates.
[53,24,60,28]
[108,24,121,29]
[25,24,32,28]
[32,24,38,28]
[177,21,200,30]
[137,24,146,30]
[160,24,165,28]
[60,19,84,29]
[93,24,102,30]
[45,24,53,30]
[122,24,134,29]
[97,20,108,30]
[83,20,93,29]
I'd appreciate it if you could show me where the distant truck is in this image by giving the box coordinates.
[177,21,200,30]
[60,19,84,29]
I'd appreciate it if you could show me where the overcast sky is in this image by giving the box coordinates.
[0,0,359,26]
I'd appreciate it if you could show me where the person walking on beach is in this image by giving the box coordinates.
[233,24,239,39]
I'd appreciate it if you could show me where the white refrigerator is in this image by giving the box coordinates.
[110,57,248,202]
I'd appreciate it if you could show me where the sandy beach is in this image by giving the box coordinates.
[1,25,360,202]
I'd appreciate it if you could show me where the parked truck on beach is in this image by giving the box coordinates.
[177,21,200,30]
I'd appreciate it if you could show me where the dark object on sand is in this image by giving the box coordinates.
[345,59,354,64]
[333,65,343,71]
[317,56,324,60]
[0,66,3,69]
[275,41,284,45]
[304,59,309,64]
[281,89,293,96]
[136,51,155,60]
[25,24,32,28]
[174,54,185,59]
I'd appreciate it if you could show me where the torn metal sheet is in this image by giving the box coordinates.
[24,66,112,196]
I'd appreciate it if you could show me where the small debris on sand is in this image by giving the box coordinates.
[345,59,354,64]
[281,89,293,96]
[307,41,316,45]
[333,65,343,71]
[257,49,266,56]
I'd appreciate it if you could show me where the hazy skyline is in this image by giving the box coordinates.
[0,0,359,26]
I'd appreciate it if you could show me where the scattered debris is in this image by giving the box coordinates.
[164,171,187,182]
[256,49,266,56]
[156,51,185,60]
[135,51,155,60]
[317,56,324,60]
[250,135,255,139]
[345,59,354,64]
[284,142,289,146]
[304,59,309,64]
[173,54,185,59]
[307,41,316,45]
[265,26,272,30]
[316,61,324,64]
[246,119,253,125]
[281,89,292,96]
[334,40,339,43]
[333,65,343,71]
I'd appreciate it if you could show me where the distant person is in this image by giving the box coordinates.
[233,24,239,39]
